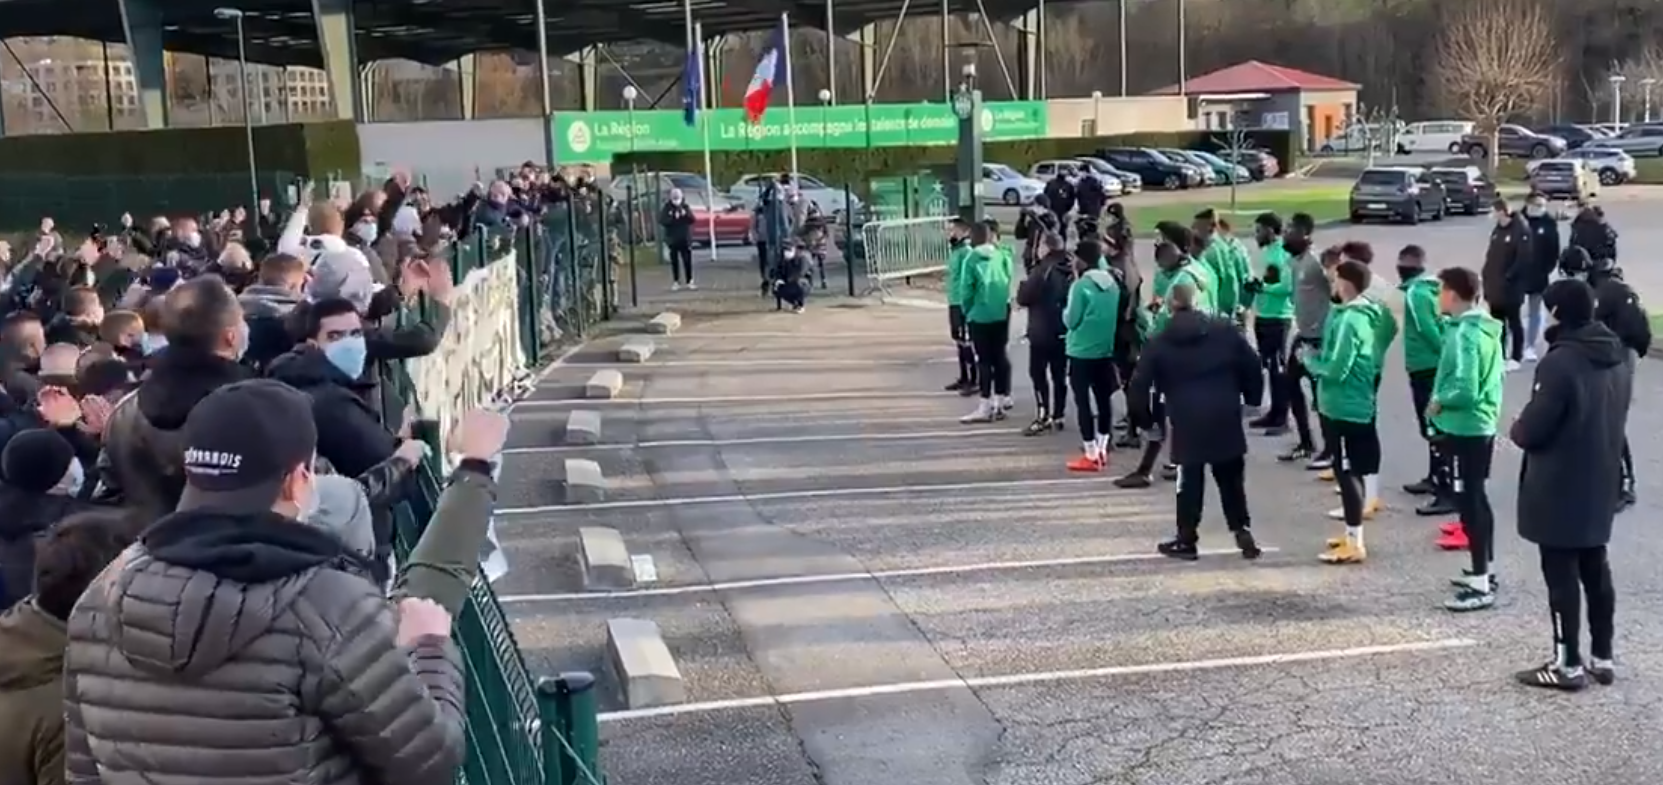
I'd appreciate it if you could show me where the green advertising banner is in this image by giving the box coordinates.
[551,101,1049,163]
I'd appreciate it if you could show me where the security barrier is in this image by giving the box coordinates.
[859,215,952,295]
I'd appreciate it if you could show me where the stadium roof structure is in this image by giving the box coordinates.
[0,0,1043,66]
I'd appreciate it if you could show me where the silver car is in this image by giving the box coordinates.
[1539,147,1639,185]
[1076,157,1143,193]
[729,173,863,219]
[1587,124,1663,158]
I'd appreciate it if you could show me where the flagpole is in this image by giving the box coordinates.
[695,21,719,256]
[782,12,799,182]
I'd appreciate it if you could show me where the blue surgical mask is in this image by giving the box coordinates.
[140,332,166,356]
[324,335,368,379]
[352,222,378,245]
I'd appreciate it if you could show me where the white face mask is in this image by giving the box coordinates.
[1526,204,1546,217]
[182,231,202,248]
[56,459,85,496]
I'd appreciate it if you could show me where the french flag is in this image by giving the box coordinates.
[743,20,790,124]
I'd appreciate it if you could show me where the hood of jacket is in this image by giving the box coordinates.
[110,509,348,676]
[1078,268,1117,292]
[1545,322,1629,368]
[238,284,305,319]
[1162,308,1219,345]
[1398,272,1438,296]
[0,600,65,691]
[267,343,355,389]
[135,347,256,431]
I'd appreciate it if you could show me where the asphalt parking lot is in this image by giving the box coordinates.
[498,189,1663,785]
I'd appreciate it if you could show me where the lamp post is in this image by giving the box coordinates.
[951,61,984,224]
[1610,74,1626,126]
[817,87,832,146]
[1644,78,1657,123]
[215,6,259,215]
[1091,89,1102,136]
[621,84,641,308]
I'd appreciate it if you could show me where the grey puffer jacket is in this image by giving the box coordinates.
[63,508,465,785]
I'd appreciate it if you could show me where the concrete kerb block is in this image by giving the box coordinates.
[564,410,602,445]
[606,618,686,709]
[578,526,634,590]
[562,458,607,504]
[584,369,624,399]
[646,311,682,335]
[618,338,656,363]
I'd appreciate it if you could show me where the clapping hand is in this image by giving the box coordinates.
[37,387,82,428]
[452,409,510,462]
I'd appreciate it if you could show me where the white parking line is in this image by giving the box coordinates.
[560,358,954,368]
[596,638,1480,723]
[514,391,961,407]
[499,547,1267,603]
[668,331,941,339]
[498,476,1119,515]
[501,428,1014,455]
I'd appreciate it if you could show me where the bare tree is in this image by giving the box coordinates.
[1433,0,1560,169]
[1613,49,1663,123]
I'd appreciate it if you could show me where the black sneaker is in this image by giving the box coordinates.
[1588,660,1616,686]
[943,379,969,392]
[957,384,978,398]
[1159,464,1179,481]
[1305,453,1334,471]
[1114,432,1141,449]
[1260,425,1289,437]
[1618,489,1637,512]
[1247,415,1285,430]
[1157,539,1200,561]
[1515,662,1588,692]
[1403,477,1437,496]
[1113,471,1152,489]
[1415,495,1459,517]
[1234,529,1263,560]
[1022,417,1051,436]
[1050,416,1068,433]
[1277,445,1314,463]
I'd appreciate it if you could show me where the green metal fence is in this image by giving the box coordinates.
[382,215,618,785]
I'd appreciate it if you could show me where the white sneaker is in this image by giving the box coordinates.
[1505,359,1523,373]
[671,282,682,291]
[688,281,698,290]
[998,395,1015,411]
[960,400,995,424]
[1524,346,1539,363]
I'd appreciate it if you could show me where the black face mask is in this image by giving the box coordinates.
[1396,265,1421,283]
[1283,238,1310,256]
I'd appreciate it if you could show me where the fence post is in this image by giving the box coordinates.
[625,184,639,308]
[843,184,857,297]
[565,202,584,337]
[533,678,570,785]
[536,672,603,785]
[598,196,615,320]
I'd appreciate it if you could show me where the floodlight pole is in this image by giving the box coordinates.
[215,7,259,215]
[534,0,554,165]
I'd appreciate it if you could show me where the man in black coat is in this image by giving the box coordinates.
[1520,192,1560,361]
[1014,232,1073,435]
[1127,281,1264,561]
[1042,174,1076,221]
[1482,197,1531,367]
[1567,205,1618,264]
[1509,279,1633,691]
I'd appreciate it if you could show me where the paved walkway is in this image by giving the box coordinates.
[497,272,1663,784]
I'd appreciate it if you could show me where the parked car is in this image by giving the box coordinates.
[1184,150,1253,184]
[729,172,863,219]
[1589,122,1628,137]
[1029,159,1087,183]
[1348,167,1447,224]
[611,171,751,247]
[1458,124,1567,160]
[1585,124,1663,158]
[1534,124,1605,150]
[1427,166,1499,215]
[1396,120,1475,154]
[1528,159,1598,202]
[1095,148,1200,190]
[1157,149,1220,185]
[1319,123,1392,155]
[981,163,1045,205]
[1531,147,1637,186]
[1216,149,1280,180]
[1075,157,1143,193]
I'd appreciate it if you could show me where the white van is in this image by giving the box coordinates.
[1396,120,1476,154]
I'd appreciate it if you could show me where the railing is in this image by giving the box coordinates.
[383,210,617,785]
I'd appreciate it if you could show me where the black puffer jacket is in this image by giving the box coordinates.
[1510,322,1633,549]
[1127,309,1263,465]
[1522,212,1560,296]
[0,486,97,610]
[1015,252,1073,346]
[1568,211,1618,263]
[63,509,466,785]
[1589,271,1652,357]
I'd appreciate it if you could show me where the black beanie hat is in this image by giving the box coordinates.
[2,428,75,493]
[1542,278,1596,327]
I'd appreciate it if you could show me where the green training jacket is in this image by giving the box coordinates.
[944,244,973,308]
[1198,238,1239,316]
[1064,269,1122,360]
[1358,291,1399,379]
[1253,240,1295,320]
[1304,299,1379,424]
[959,243,1013,324]
[1399,273,1446,374]
[1225,236,1254,313]
[1150,261,1213,334]
[1429,309,1505,436]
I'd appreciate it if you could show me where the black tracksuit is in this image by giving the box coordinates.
[1015,252,1073,420]
[1128,309,1264,543]
[1590,270,1650,493]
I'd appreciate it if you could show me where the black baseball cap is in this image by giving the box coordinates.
[177,379,318,514]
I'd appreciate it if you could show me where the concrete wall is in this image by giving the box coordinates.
[1043,96,1193,137]
[355,118,547,197]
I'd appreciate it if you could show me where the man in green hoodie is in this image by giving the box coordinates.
[1246,213,1295,434]
[0,510,132,785]
[1193,210,1243,319]
[1396,245,1457,517]
[1428,266,1505,612]
[942,219,978,396]
[1062,248,1124,471]
[955,221,1014,423]
[1321,241,1397,523]
[1303,260,1381,565]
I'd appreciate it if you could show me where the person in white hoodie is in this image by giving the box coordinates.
[276,191,373,275]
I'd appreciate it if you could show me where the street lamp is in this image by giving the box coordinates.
[1644,78,1657,123]
[816,87,832,146]
[1091,89,1102,135]
[1609,74,1626,126]
[215,6,259,217]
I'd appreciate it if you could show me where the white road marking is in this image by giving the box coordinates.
[498,476,1119,515]
[596,638,1481,723]
[561,358,954,368]
[501,428,1015,455]
[515,391,961,407]
[498,547,1278,604]
[666,331,942,339]
[504,341,591,414]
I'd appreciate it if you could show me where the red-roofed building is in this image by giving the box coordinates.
[1149,61,1361,153]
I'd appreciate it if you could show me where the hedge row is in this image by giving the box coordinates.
[0,119,361,178]
[613,130,1299,189]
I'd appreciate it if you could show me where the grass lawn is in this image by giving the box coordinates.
[1127,183,1353,234]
